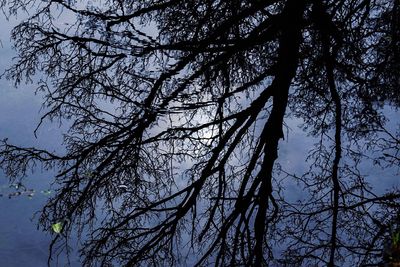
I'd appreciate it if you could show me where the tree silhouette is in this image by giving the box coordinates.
[0,0,399,266]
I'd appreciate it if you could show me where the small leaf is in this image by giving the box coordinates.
[51,222,63,234]
[41,190,52,196]
[84,171,93,177]
[392,232,400,246]
[118,184,128,190]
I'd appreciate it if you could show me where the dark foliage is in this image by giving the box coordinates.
[0,0,399,266]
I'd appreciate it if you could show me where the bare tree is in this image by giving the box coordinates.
[0,0,399,266]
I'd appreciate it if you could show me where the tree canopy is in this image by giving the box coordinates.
[0,0,399,266]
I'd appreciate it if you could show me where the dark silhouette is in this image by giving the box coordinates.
[0,0,399,266]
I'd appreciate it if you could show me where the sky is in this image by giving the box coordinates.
[0,5,398,267]
[0,14,289,265]
[0,13,81,267]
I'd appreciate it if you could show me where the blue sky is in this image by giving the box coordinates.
[0,13,81,267]
[0,7,398,266]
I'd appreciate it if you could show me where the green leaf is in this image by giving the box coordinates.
[41,190,52,196]
[392,232,400,246]
[51,222,63,234]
